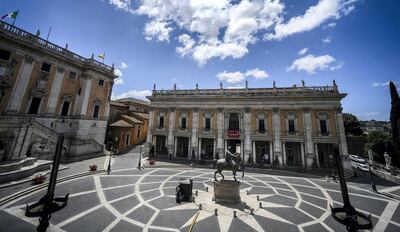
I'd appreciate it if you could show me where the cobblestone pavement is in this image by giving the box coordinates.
[0,164,399,232]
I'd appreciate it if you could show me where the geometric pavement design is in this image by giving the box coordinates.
[1,167,399,232]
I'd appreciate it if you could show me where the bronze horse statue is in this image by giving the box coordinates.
[214,150,244,181]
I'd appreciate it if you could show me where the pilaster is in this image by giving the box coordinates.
[303,108,314,169]
[272,108,282,165]
[243,107,251,163]
[168,108,176,155]
[191,108,199,158]
[46,66,65,114]
[336,107,349,156]
[216,108,224,155]
[7,56,35,113]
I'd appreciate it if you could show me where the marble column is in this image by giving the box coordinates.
[272,108,282,165]
[303,108,314,169]
[191,109,199,159]
[168,108,176,155]
[46,66,65,114]
[76,75,92,116]
[301,142,305,167]
[145,108,154,156]
[315,143,320,168]
[7,56,35,113]
[198,138,202,160]
[336,108,349,156]
[213,139,217,159]
[216,108,224,155]
[252,141,256,163]
[243,107,251,164]
[282,142,286,165]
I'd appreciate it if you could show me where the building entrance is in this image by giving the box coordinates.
[227,139,241,155]
[155,136,166,155]
[200,138,214,160]
[176,137,189,158]
[255,141,270,164]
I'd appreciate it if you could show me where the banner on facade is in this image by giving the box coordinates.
[228,129,240,138]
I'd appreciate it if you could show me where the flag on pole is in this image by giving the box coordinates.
[1,10,18,20]
[98,53,105,59]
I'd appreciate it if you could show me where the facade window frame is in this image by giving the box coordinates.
[256,112,267,134]
[180,112,188,130]
[317,112,330,136]
[286,112,298,135]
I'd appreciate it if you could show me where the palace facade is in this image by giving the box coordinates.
[0,21,116,162]
[145,82,348,169]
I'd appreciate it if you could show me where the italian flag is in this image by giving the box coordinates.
[1,10,18,20]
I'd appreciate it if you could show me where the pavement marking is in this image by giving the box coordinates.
[3,207,66,232]
[373,201,399,232]
[56,204,103,228]
[380,186,400,194]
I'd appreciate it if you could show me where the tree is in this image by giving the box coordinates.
[389,81,400,167]
[343,113,363,136]
[365,131,391,164]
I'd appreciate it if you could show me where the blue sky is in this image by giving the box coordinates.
[1,0,399,121]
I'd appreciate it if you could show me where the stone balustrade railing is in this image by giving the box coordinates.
[0,20,114,73]
[152,85,339,97]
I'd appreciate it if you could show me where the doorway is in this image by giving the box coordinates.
[176,137,189,158]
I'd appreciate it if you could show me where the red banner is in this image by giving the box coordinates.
[228,130,240,138]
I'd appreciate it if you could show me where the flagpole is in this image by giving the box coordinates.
[46,27,52,41]
[12,9,19,26]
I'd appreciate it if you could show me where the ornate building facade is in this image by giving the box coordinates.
[0,21,116,162]
[106,98,150,153]
[146,82,348,169]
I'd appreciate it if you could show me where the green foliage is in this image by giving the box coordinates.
[343,113,363,136]
[365,131,391,163]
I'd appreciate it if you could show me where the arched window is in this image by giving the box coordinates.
[229,113,239,130]
[180,112,187,129]
[204,111,212,131]
[256,112,266,133]
[285,112,298,135]
[317,112,330,135]
[158,111,165,128]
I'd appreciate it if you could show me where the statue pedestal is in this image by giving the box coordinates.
[213,180,241,204]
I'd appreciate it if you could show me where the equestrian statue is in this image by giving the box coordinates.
[214,146,244,181]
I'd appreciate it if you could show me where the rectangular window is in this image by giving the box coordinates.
[0,49,11,61]
[68,71,76,80]
[28,97,41,114]
[288,119,295,133]
[258,119,265,132]
[98,79,104,86]
[125,134,130,146]
[41,62,51,72]
[60,101,70,116]
[320,120,328,134]
[205,118,211,130]
[159,116,164,128]
[93,104,100,118]
[181,117,187,129]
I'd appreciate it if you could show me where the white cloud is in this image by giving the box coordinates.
[113,68,124,85]
[227,85,245,89]
[216,71,245,84]
[298,47,308,55]
[108,0,134,13]
[217,68,270,83]
[322,36,332,44]
[119,62,129,70]
[325,22,337,28]
[108,0,357,65]
[245,68,269,79]
[287,54,337,74]
[266,0,357,41]
[364,112,381,117]
[111,89,152,100]
[144,20,172,42]
[372,81,399,87]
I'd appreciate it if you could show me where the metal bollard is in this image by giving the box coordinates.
[250,208,254,215]
[257,195,260,201]
[199,203,202,210]
[215,209,218,216]
[246,190,249,195]
[206,187,208,192]
[195,190,198,196]
[233,210,237,218]
[259,202,262,208]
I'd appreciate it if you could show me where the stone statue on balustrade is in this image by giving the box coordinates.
[384,152,391,169]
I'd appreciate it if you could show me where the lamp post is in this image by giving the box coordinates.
[25,135,69,232]
[330,146,372,232]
